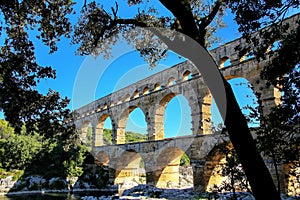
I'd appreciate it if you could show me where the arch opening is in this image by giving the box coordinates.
[219,57,231,68]
[205,143,249,193]
[132,90,139,99]
[168,77,176,86]
[156,147,193,189]
[96,115,113,146]
[154,82,162,91]
[118,106,147,144]
[154,94,192,140]
[125,108,147,143]
[183,70,192,81]
[115,150,146,188]
[143,87,149,95]
[210,77,260,132]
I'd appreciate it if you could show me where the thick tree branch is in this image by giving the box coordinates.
[200,0,222,29]
[158,0,202,44]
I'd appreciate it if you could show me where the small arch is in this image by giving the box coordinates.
[244,50,255,61]
[168,77,176,86]
[143,86,149,95]
[154,82,162,91]
[125,94,130,102]
[110,101,115,107]
[117,97,122,105]
[219,57,231,68]
[96,105,101,112]
[132,90,139,99]
[115,150,146,186]
[103,103,108,110]
[183,70,192,81]
[268,40,281,53]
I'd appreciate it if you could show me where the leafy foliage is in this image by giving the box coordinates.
[180,153,190,166]
[0,119,86,179]
[0,0,75,139]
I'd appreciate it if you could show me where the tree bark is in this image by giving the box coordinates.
[223,78,280,199]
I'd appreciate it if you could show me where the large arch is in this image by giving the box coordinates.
[117,106,147,144]
[204,142,248,193]
[204,77,261,133]
[114,150,146,187]
[154,93,193,140]
[96,114,114,146]
[125,108,147,143]
[155,147,193,188]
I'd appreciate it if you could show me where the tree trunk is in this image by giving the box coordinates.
[223,79,280,199]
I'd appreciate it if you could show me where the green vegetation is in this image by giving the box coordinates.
[103,129,113,145]
[180,153,191,166]
[0,119,86,180]
[125,131,147,143]
[103,128,147,144]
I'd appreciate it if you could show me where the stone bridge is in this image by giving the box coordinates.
[93,134,228,192]
[71,13,300,193]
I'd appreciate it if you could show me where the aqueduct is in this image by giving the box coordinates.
[71,13,299,193]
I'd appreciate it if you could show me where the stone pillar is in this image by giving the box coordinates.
[153,110,164,140]
[93,126,104,147]
[116,126,125,144]
[191,160,206,192]
[202,94,212,134]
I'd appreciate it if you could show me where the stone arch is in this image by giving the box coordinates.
[110,101,115,107]
[155,147,193,188]
[183,70,192,81]
[154,93,194,140]
[114,149,146,186]
[267,40,281,53]
[143,86,149,95]
[96,105,101,112]
[95,114,114,146]
[103,103,108,110]
[154,82,161,91]
[116,106,147,144]
[204,142,232,192]
[117,97,122,105]
[219,56,231,68]
[95,150,110,166]
[168,77,176,86]
[132,90,139,99]
[125,94,130,102]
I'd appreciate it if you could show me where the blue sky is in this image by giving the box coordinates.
[3,1,296,137]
